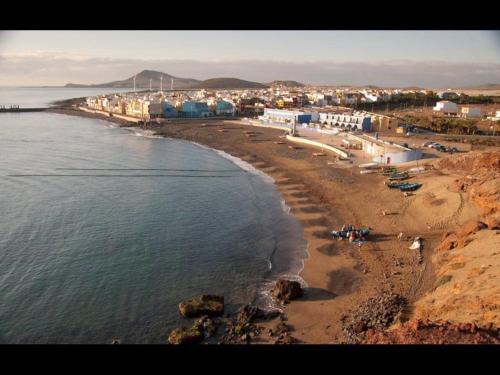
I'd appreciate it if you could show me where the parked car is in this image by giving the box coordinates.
[437,145,448,152]
[430,143,443,149]
[422,141,434,147]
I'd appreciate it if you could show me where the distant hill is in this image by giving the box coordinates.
[269,80,305,87]
[398,86,425,90]
[65,70,201,89]
[453,83,500,90]
[186,78,268,89]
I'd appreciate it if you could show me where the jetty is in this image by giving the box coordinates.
[0,105,47,113]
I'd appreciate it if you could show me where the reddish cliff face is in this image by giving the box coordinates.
[364,319,499,344]
[437,151,500,176]
[410,151,500,333]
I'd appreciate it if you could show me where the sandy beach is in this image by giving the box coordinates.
[48,104,499,343]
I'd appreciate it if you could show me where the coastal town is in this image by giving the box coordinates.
[79,78,500,167]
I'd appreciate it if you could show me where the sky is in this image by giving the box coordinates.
[0,31,499,87]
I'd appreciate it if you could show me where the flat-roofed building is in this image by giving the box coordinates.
[433,100,458,115]
[261,108,312,124]
[319,111,372,132]
[460,107,482,119]
[432,100,458,115]
[348,133,423,164]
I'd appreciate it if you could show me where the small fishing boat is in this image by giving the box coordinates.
[332,227,370,239]
[382,167,398,176]
[386,181,408,189]
[399,183,422,192]
[388,172,409,180]
[408,166,426,173]
[359,162,379,169]
[360,169,376,174]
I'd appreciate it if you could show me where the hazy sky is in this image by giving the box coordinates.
[1,31,499,87]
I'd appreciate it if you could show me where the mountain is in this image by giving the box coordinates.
[185,78,268,89]
[65,70,201,89]
[453,83,500,90]
[269,80,305,87]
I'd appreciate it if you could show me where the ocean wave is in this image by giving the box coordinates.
[190,142,275,184]
[280,199,291,214]
[122,127,164,139]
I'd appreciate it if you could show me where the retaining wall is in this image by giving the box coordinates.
[285,135,350,158]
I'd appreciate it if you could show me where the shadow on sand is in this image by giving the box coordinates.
[301,287,337,302]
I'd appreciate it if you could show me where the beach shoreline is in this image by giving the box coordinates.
[46,104,448,343]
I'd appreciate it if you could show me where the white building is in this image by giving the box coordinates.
[487,111,500,122]
[433,100,458,115]
[260,108,313,124]
[319,112,372,132]
[460,107,482,119]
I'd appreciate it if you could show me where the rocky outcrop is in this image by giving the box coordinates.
[407,151,500,339]
[364,319,500,344]
[436,221,487,252]
[234,304,281,326]
[269,321,290,337]
[484,213,500,230]
[178,295,224,318]
[341,292,407,343]
[219,304,282,344]
[415,228,500,327]
[168,325,204,345]
[193,315,221,338]
[469,178,500,216]
[437,151,500,176]
[456,220,487,238]
[271,279,303,304]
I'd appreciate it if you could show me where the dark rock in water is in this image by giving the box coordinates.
[257,309,282,321]
[168,326,204,345]
[271,279,303,303]
[235,304,260,325]
[234,304,281,326]
[193,315,221,337]
[179,295,224,318]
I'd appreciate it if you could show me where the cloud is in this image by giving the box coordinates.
[0,52,499,88]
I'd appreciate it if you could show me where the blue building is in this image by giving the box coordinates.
[164,103,178,118]
[181,101,212,118]
[215,100,235,116]
[361,117,372,132]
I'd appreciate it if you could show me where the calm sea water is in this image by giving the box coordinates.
[0,87,132,108]
[0,109,307,343]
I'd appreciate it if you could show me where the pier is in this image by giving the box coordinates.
[0,105,47,113]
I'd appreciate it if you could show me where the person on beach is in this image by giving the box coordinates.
[349,231,357,243]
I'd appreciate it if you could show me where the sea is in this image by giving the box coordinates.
[0,88,307,344]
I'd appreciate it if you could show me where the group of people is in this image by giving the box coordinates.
[332,224,370,243]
